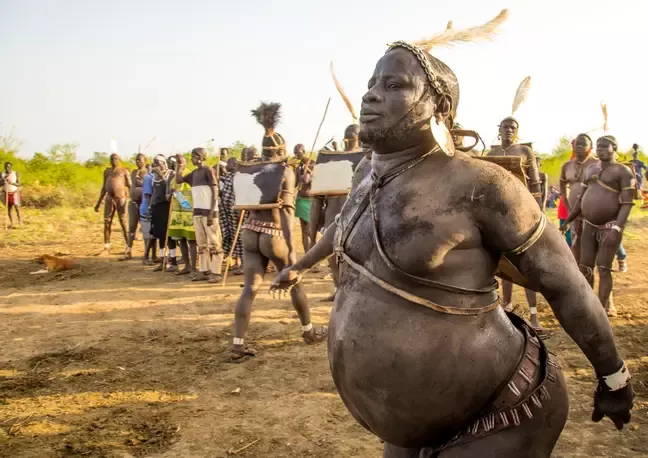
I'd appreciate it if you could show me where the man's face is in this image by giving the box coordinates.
[4,163,11,173]
[573,136,591,160]
[135,155,145,168]
[359,48,433,146]
[221,148,229,159]
[499,120,518,144]
[596,139,615,162]
[154,158,167,170]
[294,145,305,160]
[191,153,201,167]
[110,155,120,168]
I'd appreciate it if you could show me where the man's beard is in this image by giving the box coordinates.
[359,115,419,147]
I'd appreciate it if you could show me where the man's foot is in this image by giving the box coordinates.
[606,304,618,317]
[618,259,628,273]
[142,258,154,266]
[152,264,163,272]
[502,302,514,313]
[321,291,336,302]
[98,248,111,257]
[118,252,133,261]
[152,257,161,264]
[191,272,209,282]
[176,266,192,275]
[207,273,224,284]
[230,346,256,363]
[233,266,244,276]
[177,257,186,265]
[303,326,328,344]
[165,264,179,273]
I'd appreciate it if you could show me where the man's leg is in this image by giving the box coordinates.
[193,216,209,280]
[579,224,598,288]
[101,197,116,254]
[300,219,310,254]
[165,238,178,272]
[571,219,583,264]
[616,243,627,273]
[7,203,13,227]
[120,200,139,260]
[597,233,621,316]
[263,234,326,344]
[231,230,268,361]
[177,238,191,275]
[206,216,224,282]
[189,240,198,273]
[115,197,129,248]
[524,289,543,332]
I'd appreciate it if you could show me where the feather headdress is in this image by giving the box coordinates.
[251,102,285,151]
[251,102,282,133]
[411,9,508,52]
[601,102,608,132]
[511,76,531,116]
[330,62,358,123]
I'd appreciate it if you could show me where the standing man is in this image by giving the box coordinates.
[149,155,178,272]
[219,157,244,275]
[272,36,632,456]
[175,148,223,283]
[139,166,159,265]
[629,143,646,196]
[94,153,131,255]
[1,162,22,227]
[229,102,326,362]
[293,143,312,253]
[562,135,635,317]
[559,134,599,261]
[309,124,362,301]
[488,119,543,332]
[120,153,148,260]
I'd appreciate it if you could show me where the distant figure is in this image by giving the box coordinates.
[220,157,244,275]
[94,154,131,255]
[546,185,559,208]
[630,143,646,194]
[642,169,648,209]
[1,161,22,227]
[120,153,148,260]
[293,143,313,253]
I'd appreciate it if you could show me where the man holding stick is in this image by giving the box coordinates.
[94,153,131,256]
[175,148,223,283]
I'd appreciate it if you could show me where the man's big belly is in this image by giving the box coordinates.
[328,266,524,448]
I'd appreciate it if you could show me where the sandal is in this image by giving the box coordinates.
[230,347,257,363]
[303,326,328,345]
[176,267,192,275]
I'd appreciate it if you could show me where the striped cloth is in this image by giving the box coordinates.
[219,173,244,259]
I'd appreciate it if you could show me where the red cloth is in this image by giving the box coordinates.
[557,196,569,219]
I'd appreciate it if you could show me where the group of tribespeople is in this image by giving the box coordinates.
[4,8,637,457]
[93,147,254,283]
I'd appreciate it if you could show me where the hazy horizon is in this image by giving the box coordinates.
[2,0,646,159]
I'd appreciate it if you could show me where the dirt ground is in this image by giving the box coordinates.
[0,208,646,458]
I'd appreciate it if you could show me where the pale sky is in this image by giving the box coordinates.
[1,0,646,159]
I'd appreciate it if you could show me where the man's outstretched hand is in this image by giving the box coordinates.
[269,267,301,300]
[592,382,633,430]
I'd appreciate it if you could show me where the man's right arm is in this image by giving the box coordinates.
[559,163,570,212]
[95,169,108,210]
[476,168,628,382]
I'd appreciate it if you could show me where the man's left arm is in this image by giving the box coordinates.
[476,173,632,429]
[280,167,297,264]
[207,168,218,226]
[613,167,635,233]
[523,146,543,208]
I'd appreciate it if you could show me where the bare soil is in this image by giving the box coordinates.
[0,209,646,457]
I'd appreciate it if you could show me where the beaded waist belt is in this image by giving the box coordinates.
[243,219,283,237]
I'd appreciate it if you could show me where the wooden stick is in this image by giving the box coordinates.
[227,438,259,455]
[4,189,8,230]
[221,210,246,287]
[298,97,331,192]
[161,195,175,274]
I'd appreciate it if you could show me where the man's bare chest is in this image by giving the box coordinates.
[338,177,475,272]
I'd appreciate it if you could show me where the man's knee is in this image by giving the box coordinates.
[597,265,613,277]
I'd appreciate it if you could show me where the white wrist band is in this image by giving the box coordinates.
[602,364,630,391]
[611,225,622,233]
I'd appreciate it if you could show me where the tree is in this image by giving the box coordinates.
[0,125,22,156]
[85,151,111,168]
[47,143,79,163]
[551,136,572,157]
